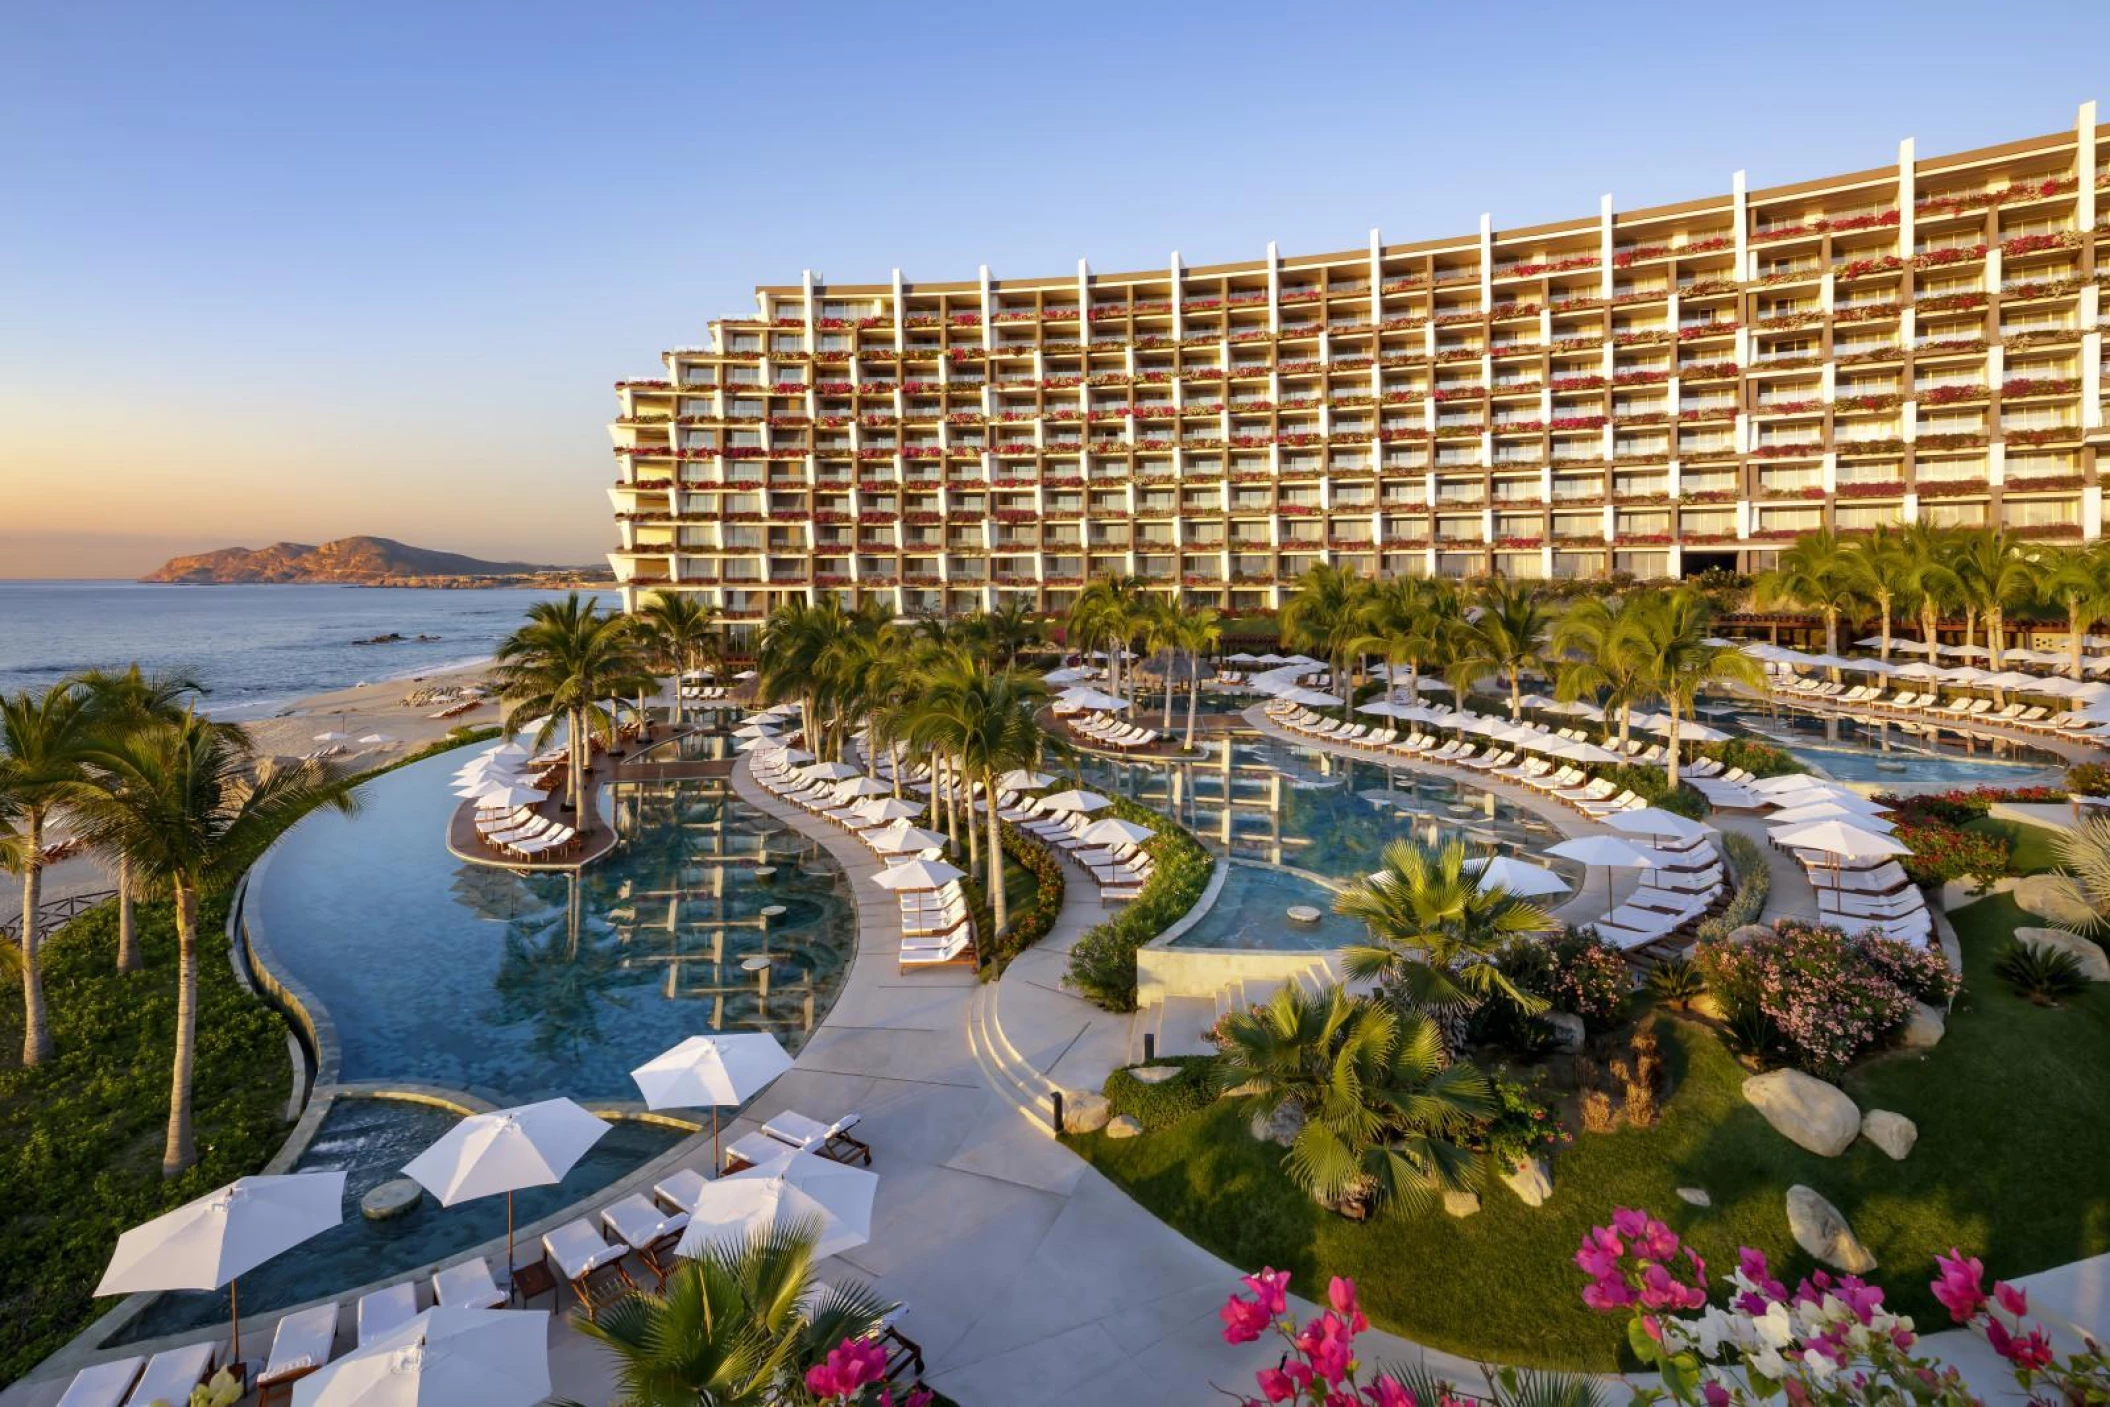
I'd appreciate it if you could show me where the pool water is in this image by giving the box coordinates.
[115,1100,682,1343]
[638,728,737,764]
[1706,705,2065,787]
[254,752,856,1101]
[1167,864,1361,951]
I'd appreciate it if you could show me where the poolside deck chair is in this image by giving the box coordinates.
[900,931,974,968]
[357,1282,419,1346]
[652,1167,709,1217]
[53,1357,144,1407]
[122,1343,218,1407]
[256,1303,339,1407]
[600,1193,691,1290]
[543,1220,632,1319]
[760,1110,872,1165]
[433,1256,508,1311]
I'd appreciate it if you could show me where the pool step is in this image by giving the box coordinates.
[966,978,1062,1130]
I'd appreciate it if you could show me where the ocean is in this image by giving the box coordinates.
[0,582,602,718]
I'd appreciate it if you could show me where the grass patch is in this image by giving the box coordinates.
[1963,816,2066,875]
[0,727,495,1381]
[1068,895,2110,1368]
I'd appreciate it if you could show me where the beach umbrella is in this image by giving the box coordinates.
[1464,855,1570,898]
[1841,658,1892,674]
[733,723,780,739]
[735,669,759,679]
[357,733,396,746]
[1555,740,1622,764]
[856,797,923,824]
[97,1172,345,1367]
[1226,652,1262,664]
[1077,816,1155,848]
[312,731,353,743]
[472,782,549,810]
[1043,666,1094,685]
[800,762,860,781]
[1748,773,1828,796]
[871,824,949,854]
[631,1034,793,1172]
[1770,819,1910,859]
[1890,660,1946,680]
[773,747,816,764]
[292,1306,550,1407]
[1543,835,1668,912]
[484,743,532,761]
[1356,700,1416,718]
[1605,808,1712,842]
[835,776,890,798]
[403,1099,609,1282]
[1414,679,1453,693]
[1944,644,1989,660]
[1060,688,1131,712]
[1283,688,1344,707]
[1038,789,1112,815]
[870,857,966,891]
[734,737,778,753]
[998,769,1056,791]
[1853,636,1888,649]
[1984,670,2038,689]
[674,1150,877,1262]
[1767,801,1898,832]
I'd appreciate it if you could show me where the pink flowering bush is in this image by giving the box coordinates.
[1216,1269,1474,1406]
[804,1335,931,1406]
[1574,1208,2109,1404]
[1692,919,1953,1076]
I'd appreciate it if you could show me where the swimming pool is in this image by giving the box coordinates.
[1705,704,2067,788]
[1165,863,1361,951]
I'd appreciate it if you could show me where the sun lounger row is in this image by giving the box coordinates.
[425,698,484,720]
[717,1109,872,1173]
[1069,711,1162,749]
[474,805,581,859]
[1772,679,2110,744]
[992,790,1155,901]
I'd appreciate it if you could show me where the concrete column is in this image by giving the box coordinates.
[1821,452,1838,494]
[979,265,994,353]
[1599,195,1616,300]
[802,270,817,353]
[1368,229,1383,318]
[2088,486,2105,543]
[1478,214,1494,312]
[1990,441,2007,488]
[1901,492,1919,525]
[1266,241,1281,334]
[2079,102,2100,231]
[891,269,906,352]
[1169,251,1183,341]
[1731,171,1750,282]
[1897,139,1917,262]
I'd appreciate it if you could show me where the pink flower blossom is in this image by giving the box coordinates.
[1985,1317,2056,1371]
[1993,1280,2029,1319]
[804,1337,889,1402]
[1220,1293,1272,1345]
[1362,1377,1418,1407]
[1255,1366,1298,1402]
[1930,1249,1988,1323]
[1244,1267,1291,1316]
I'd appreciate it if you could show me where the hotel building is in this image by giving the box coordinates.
[609,104,2109,621]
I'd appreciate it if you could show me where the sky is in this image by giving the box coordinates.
[5,1,2109,578]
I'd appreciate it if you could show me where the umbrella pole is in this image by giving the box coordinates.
[507,1189,515,1282]
[230,1275,239,1373]
[713,1108,721,1174]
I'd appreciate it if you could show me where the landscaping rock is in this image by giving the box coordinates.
[1546,1012,1586,1051]
[1105,1115,1143,1139]
[1501,1157,1553,1208]
[1441,1189,1482,1218]
[1785,1185,1877,1273]
[361,1178,423,1221]
[1250,1099,1306,1147]
[2011,875,2097,929]
[1900,1002,1946,1049]
[1129,1065,1183,1085]
[1063,1092,1111,1134]
[2014,927,2110,982]
[1728,924,1775,946]
[1676,1187,1712,1208]
[1743,1069,1861,1156]
[1861,1109,1918,1161]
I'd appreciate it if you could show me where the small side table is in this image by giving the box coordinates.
[511,1259,558,1308]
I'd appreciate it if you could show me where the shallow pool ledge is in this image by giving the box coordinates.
[1135,856,1343,1005]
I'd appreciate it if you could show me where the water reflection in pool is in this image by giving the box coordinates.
[1701,701,2066,788]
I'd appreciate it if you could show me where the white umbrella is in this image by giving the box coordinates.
[1771,819,1911,859]
[1039,789,1112,814]
[1415,679,1453,692]
[1764,786,1890,814]
[312,731,353,743]
[835,776,891,798]
[1357,700,1417,718]
[871,857,966,891]
[483,743,532,762]
[402,1099,610,1282]
[733,723,780,739]
[1676,721,1732,742]
[1043,667,1094,684]
[292,1306,550,1407]
[998,769,1056,791]
[800,762,860,781]
[631,1033,794,1171]
[1555,740,1622,764]
[1465,855,1569,898]
[357,733,396,746]
[1544,835,1669,912]
[97,1173,345,1367]
[1768,801,1898,832]
[472,782,548,810]
[856,797,923,823]
[872,824,949,854]
[1059,688,1131,712]
[1605,808,1712,842]
[1889,660,1946,680]
[454,757,518,782]
[1283,688,1344,707]
[1943,666,1994,684]
[1748,773,1828,796]
[1226,652,1262,664]
[774,747,816,764]
[1076,816,1155,848]
[735,669,759,679]
[674,1150,878,1262]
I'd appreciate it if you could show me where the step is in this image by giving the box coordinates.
[966,981,1061,1130]
[1156,995,1218,1057]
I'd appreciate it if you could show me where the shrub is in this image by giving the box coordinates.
[2067,762,2110,798]
[1600,763,1708,819]
[1993,940,2090,1005]
[1694,737,1807,779]
[1895,818,2008,886]
[1645,957,1705,1008]
[1063,795,1214,1010]
[1692,918,1952,1076]
[1693,832,1770,943]
[1463,1071,1570,1167]
[1102,1055,1220,1129]
[977,823,1065,976]
[1545,929,1629,1029]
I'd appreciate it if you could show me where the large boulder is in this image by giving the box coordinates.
[2014,927,2110,982]
[1501,1157,1553,1208]
[1062,1092,1111,1134]
[1743,1069,1861,1156]
[1785,1185,1877,1273]
[1545,1012,1586,1051]
[1899,1002,1947,1050]
[1861,1109,1918,1161]
[1441,1189,1482,1218]
[1250,1099,1306,1147]
[1676,1187,1712,1208]
[2010,875,2098,929]
[1105,1115,1143,1139]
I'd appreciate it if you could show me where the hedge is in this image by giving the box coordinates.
[1692,831,1771,942]
[1694,737,1807,779]
[1102,1055,1220,1129]
[976,823,1066,977]
[1061,795,1214,1011]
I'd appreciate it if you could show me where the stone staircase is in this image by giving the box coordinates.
[966,979,1063,1130]
[1127,961,1337,1064]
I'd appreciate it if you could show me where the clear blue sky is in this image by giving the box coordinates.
[5,0,2107,575]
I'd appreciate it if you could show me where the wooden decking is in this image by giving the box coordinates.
[445,760,620,872]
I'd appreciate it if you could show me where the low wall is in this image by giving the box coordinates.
[1137,943,1342,1005]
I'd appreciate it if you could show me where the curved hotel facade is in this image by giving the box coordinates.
[610,105,2108,620]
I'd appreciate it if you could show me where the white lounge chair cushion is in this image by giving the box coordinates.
[56,1357,143,1407]
[123,1343,217,1407]
[259,1303,338,1384]
[601,1191,689,1250]
[653,1167,709,1215]
[763,1110,859,1148]
[357,1281,419,1346]
[433,1257,507,1310]
[544,1219,625,1281]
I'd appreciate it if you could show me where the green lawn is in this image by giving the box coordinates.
[1963,816,2068,875]
[1067,894,2110,1370]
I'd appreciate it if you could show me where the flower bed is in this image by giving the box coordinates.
[1063,796,1215,1011]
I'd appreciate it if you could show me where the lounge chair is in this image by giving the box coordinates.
[357,1282,419,1346]
[53,1358,144,1407]
[256,1303,339,1407]
[900,931,973,968]
[652,1167,710,1216]
[543,1220,632,1319]
[761,1111,872,1165]
[122,1344,218,1407]
[600,1193,691,1289]
[433,1256,508,1310]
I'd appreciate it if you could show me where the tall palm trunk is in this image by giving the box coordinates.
[985,768,1007,943]
[1876,594,1893,663]
[2071,605,2087,681]
[1986,608,2005,672]
[1508,666,1522,720]
[961,755,980,876]
[163,882,200,1175]
[116,856,140,974]
[1921,598,1941,665]
[1185,675,1201,752]
[1822,608,1841,682]
[1664,704,1683,789]
[1163,664,1175,731]
[18,810,52,1065]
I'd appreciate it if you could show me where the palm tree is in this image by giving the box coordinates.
[494,594,658,813]
[1548,593,1652,750]
[636,593,719,725]
[1213,982,1493,1216]
[2030,541,2110,681]
[1634,585,1763,787]
[70,666,204,974]
[1757,529,1861,675]
[1332,838,1553,1032]
[1282,563,1371,721]
[1840,525,1917,663]
[68,714,355,1174]
[1953,526,2035,673]
[1066,575,1143,700]
[1356,577,1462,706]
[982,600,1045,667]
[1898,520,1964,665]
[0,683,97,1065]
[1170,606,1224,750]
[909,662,1055,939]
[569,1221,895,1407]
[1463,577,1553,720]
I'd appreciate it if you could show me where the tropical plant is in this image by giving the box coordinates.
[2050,812,2110,926]
[1548,592,1653,749]
[1462,577,1554,720]
[1631,586,1762,787]
[1211,981,1493,1216]
[1645,957,1706,1010]
[565,1220,896,1407]
[1992,939,2090,1005]
[1281,563,1373,720]
[1896,519,1965,665]
[66,715,355,1174]
[0,682,97,1065]
[907,661,1054,938]
[1169,605,1223,750]
[1331,838,1554,1032]
[635,592,720,724]
[1066,577,1141,699]
[1952,526,2034,671]
[493,594,656,811]
[2027,540,2110,681]
[1756,528,1862,673]
[1838,524,1916,663]
[1354,576,1465,707]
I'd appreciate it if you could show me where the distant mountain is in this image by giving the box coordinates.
[141,536,599,586]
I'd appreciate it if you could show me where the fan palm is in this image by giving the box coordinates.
[636,592,719,724]
[1355,576,1463,706]
[1463,577,1553,720]
[982,599,1045,666]
[1897,520,1964,665]
[67,714,356,1174]
[1634,585,1762,787]
[1213,982,1493,1215]
[1548,593,1652,750]
[1282,563,1372,721]
[1839,524,1916,663]
[70,666,205,973]
[567,1220,896,1407]
[1066,575,1143,700]
[908,663,1055,938]
[1332,838,1553,1027]
[0,682,98,1065]
[1170,606,1224,750]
